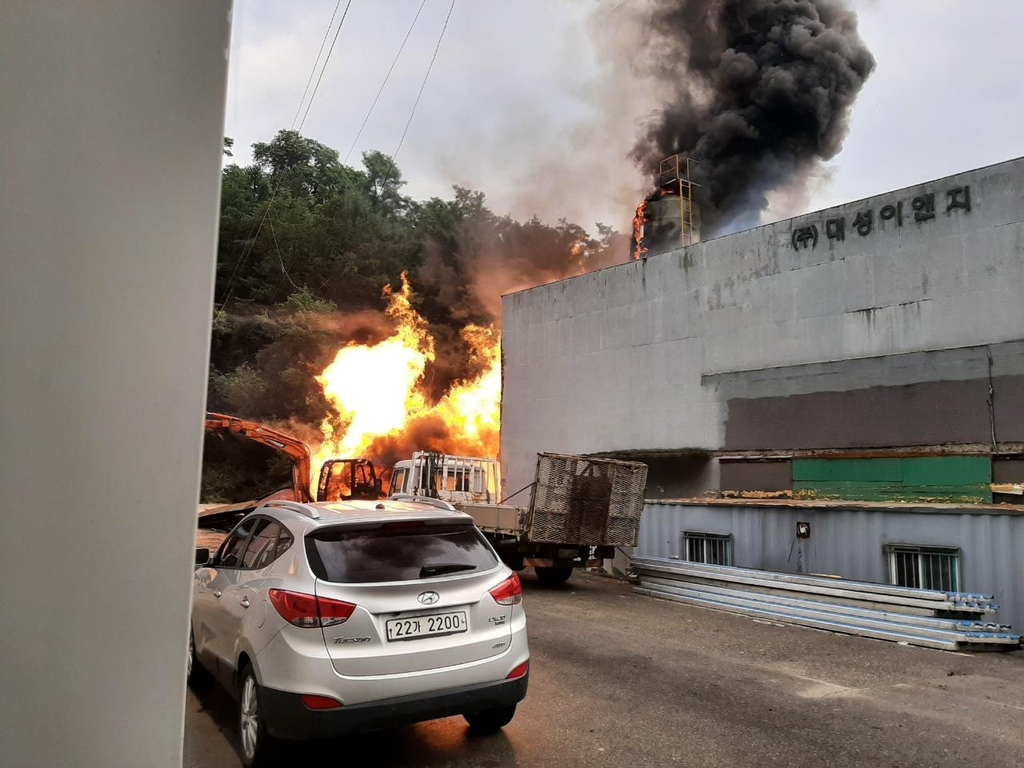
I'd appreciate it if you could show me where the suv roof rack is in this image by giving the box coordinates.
[387,495,458,512]
[261,499,321,520]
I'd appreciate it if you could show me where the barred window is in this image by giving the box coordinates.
[887,545,960,592]
[683,531,733,566]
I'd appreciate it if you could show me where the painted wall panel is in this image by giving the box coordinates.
[792,457,992,503]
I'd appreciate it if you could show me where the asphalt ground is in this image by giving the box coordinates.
[184,571,1024,767]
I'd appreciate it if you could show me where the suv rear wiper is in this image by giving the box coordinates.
[419,563,476,577]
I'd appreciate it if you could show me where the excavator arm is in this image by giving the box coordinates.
[204,412,313,503]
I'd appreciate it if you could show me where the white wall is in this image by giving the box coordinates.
[0,3,231,766]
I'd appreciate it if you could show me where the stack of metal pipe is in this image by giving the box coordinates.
[632,558,1020,652]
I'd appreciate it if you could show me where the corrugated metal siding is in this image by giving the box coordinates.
[638,502,1024,630]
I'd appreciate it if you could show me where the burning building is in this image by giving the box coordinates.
[501,156,1024,627]
[631,155,700,259]
[628,0,875,240]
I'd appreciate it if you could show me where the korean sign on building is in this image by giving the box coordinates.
[791,185,972,251]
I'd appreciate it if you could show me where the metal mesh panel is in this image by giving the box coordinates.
[525,454,648,545]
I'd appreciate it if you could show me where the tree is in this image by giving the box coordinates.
[361,150,410,215]
[252,129,364,203]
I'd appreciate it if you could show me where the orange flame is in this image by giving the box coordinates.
[632,199,648,260]
[312,273,500,473]
[433,324,501,447]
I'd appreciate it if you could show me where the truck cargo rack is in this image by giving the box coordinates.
[526,453,648,546]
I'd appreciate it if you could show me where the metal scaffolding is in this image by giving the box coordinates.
[658,155,700,246]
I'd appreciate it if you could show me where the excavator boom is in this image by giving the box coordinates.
[204,412,313,503]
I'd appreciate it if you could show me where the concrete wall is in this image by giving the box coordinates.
[501,159,1024,495]
[0,3,230,766]
[638,501,1024,631]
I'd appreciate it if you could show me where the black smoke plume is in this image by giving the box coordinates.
[630,0,875,236]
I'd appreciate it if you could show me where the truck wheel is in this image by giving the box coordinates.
[535,566,572,585]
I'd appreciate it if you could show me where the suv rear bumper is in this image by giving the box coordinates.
[260,673,529,740]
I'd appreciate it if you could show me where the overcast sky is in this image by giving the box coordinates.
[225,0,1024,234]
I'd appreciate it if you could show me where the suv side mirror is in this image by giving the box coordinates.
[194,547,210,566]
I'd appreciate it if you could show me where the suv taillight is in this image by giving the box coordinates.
[269,589,356,628]
[489,573,522,606]
[506,660,530,680]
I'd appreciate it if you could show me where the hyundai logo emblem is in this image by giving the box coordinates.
[418,591,440,605]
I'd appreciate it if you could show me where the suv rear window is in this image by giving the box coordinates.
[305,524,499,583]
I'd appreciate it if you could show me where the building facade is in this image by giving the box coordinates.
[501,158,1024,624]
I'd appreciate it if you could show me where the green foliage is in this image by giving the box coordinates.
[201,436,294,504]
[280,288,337,314]
[200,462,253,504]
[211,364,268,416]
[361,150,411,215]
[252,130,364,202]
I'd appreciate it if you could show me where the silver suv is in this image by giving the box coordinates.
[189,498,529,766]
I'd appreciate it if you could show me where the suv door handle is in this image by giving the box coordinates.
[240,597,250,609]
[213,590,222,598]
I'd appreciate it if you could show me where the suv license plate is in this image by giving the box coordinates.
[386,611,468,642]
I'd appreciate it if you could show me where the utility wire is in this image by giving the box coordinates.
[291,0,343,130]
[345,0,427,164]
[377,0,456,201]
[216,0,355,320]
[215,194,277,320]
[298,0,354,132]
[269,217,302,292]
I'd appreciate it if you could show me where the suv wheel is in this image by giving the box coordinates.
[238,665,278,767]
[186,627,210,689]
[464,704,517,732]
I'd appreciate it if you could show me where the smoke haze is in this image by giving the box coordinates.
[624,0,875,236]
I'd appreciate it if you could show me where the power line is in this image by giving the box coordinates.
[216,0,355,320]
[215,194,277,320]
[345,0,427,164]
[269,217,302,292]
[298,0,354,132]
[377,0,456,201]
[291,0,343,130]
[393,0,455,161]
